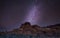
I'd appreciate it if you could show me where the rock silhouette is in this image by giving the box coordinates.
[0,22,60,36]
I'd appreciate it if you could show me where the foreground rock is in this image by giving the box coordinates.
[0,22,60,36]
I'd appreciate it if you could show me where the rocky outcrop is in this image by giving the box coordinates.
[46,24,60,29]
[0,22,60,36]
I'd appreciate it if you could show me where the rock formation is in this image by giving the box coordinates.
[0,22,60,36]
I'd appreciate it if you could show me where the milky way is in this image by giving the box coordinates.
[24,6,37,25]
[23,0,41,25]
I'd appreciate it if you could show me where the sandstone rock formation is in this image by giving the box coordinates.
[0,22,60,36]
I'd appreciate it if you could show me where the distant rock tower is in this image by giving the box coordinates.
[24,22,31,25]
[20,22,31,28]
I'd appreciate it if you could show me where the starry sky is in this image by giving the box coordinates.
[0,0,60,31]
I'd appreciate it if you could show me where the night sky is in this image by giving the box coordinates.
[0,0,60,31]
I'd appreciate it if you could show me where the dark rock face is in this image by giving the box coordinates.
[32,25,40,28]
[24,22,31,25]
[0,22,60,36]
[44,24,60,35]
[46,24,60,29]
